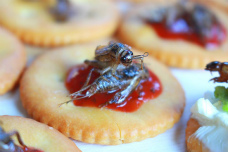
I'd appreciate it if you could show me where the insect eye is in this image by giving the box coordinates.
[121,56,126,63]
[126,54,132,61]
[210,61,219,67]
[206,61,220,69]
[121,54,132,63]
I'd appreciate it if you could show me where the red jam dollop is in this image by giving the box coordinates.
[149,21,203,46]
[65,64,162,112]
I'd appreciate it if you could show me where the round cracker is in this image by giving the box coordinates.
[0,115,81,152]
[117,1,228,69]
[0,0,119,47]
[20,42,185,145]
[185,118,211,152]
[0,27,26,95]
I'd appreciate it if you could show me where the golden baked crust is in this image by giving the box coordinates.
[0,115,81,152]
[117,1,228,69]
[185,118,210,152]
[20,42,185,145]
[0,27,26,95]
[0,0,119,47]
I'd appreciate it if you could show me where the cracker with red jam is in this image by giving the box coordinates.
[0,0,119,47]
[0,27,26,95]
[117,1,228,69]
[20,42,185,145]
[0,115,81,152]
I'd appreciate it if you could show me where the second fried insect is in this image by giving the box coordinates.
[205,61,228,83]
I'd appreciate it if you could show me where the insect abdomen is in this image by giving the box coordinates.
[96,77,122,93]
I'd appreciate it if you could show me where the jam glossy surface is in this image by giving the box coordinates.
[65,64,162,112]
[147,18,226,48]
[149,21,202,46]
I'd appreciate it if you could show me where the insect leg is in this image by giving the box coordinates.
[8,131,26,147]
[133,52,149,70]
[59,83,99,107]
[59,93,89,106]
[140,58,143,70]
[109,64,119,80]
[81,68,101,88]
[58,94,92,107]
[112,64,118,75]
[69,84,91,97]
[210,77,228,83]
[100,66,112,75]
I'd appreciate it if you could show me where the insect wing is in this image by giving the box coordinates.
[95,45,111,56]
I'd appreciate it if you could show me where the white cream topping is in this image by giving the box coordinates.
[191,98,228,152]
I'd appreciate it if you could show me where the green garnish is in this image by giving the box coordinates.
[214,86,228,112]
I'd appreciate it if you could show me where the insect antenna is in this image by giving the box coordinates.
[133,52,149,59]
[133,52,149,70]
[58,99,74,107]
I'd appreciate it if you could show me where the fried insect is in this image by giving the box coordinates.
[205,61,228,83]
[59,63,149,107]
[0,125,26,152]
[59,41,150,107]
[48,0,72,22]
[85,41,148,75]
